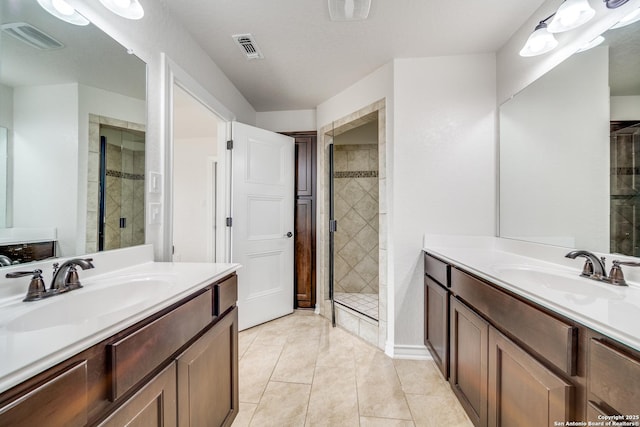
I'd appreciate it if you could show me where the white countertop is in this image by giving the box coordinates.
[0,246,239,394]
[423,235,640,352]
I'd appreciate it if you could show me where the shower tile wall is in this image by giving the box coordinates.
[103,143,145,250]
[334,144,379,294]
[86,115,145,253]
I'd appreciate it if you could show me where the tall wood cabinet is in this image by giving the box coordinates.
[282,131,316,309]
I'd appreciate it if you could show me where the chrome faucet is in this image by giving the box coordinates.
[51,258,95,291]
[565,250,607,279]
[0,255,13,266]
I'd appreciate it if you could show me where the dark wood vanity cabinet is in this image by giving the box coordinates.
[450,297,488,427]
[422,252,640,426]
[424,254,450,378]
[488,327,573,427]
[0,273,239,427]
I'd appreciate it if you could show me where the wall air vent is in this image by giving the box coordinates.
[1,22,64,50]
[232,33,264,60]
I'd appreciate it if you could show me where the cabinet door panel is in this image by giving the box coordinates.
[98,363,177,427]
[295,198,314,308]
[450,297,488,427]
[488,328,573,427]
[425,276,448,378]
[177,307,239,427]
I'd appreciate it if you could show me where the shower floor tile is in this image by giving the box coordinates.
[335,292,378,320]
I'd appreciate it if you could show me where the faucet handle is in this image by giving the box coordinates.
[6,269,47,301]
[608,260,640,287]
[580,259,594,277]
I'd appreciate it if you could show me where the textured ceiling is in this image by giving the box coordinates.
[164,0,547,111]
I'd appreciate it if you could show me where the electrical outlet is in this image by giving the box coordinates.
[148,172,162,193]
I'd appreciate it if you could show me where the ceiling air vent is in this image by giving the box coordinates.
[232,34,264,60]
[1,22,64,50]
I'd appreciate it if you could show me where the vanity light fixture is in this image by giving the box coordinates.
[604,0,630,8]
[519,20,559,57]
[548,0,595,33]
[610,6,640,28]
[37,0,90,26]
[98,0,144,20]
[577,35,605,52]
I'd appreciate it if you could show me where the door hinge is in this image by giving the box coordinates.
[329,220,337,233]
[226,140,233,150]
[226,217,233,227]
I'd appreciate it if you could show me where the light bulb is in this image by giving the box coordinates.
[548,0,595,33]
[520,22,559,57]
[51,0,75,16]
[114,0,132,8]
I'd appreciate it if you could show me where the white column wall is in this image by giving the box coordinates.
[392,54,497,348]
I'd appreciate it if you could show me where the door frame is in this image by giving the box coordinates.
[163,54,235,262]
[317,99,389,350]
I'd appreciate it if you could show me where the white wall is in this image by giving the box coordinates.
[497,0,640,104]
[173,137,216,262]
[13,84,79,256]
[500,47,610,252]
[67,0,257,261]
[0,84,13,227]
[392,54,497,347]
[0,84,12,129]
[256,110,316,132]
[611,96,640,120]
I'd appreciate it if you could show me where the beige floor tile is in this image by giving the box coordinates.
[356,352,412,420]
[305,365,359,426]
[360,416,416,426]
[239,344,283,403]
[231,402,257,427]
[405,393,473,427]
[393,359,450,396]
[238,328,260,360]
[271,339,319,384]
[250,381,311,427]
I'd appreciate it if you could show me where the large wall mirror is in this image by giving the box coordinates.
[0,0,147,266]
[499,19,640,255]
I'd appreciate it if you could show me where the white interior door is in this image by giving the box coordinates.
[231,122,294,330]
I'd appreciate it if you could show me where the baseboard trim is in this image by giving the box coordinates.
[390,344,432,360]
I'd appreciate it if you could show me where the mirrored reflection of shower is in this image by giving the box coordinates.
[98,125,145,251]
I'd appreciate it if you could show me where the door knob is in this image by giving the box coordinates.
[286,232,293,238]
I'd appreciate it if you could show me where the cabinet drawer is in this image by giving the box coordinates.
[425,253,450,287]
[589,339,640,415]
[109,288,212,400]
[215,274,238,316]
[0,361,87,427]
[451,268,577,376]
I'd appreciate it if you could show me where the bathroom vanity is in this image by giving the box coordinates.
[423,236,640,427]
[0,246,240,427]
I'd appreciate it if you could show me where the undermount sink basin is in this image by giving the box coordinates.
[489,264,625,300]
[6,277,174,332]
